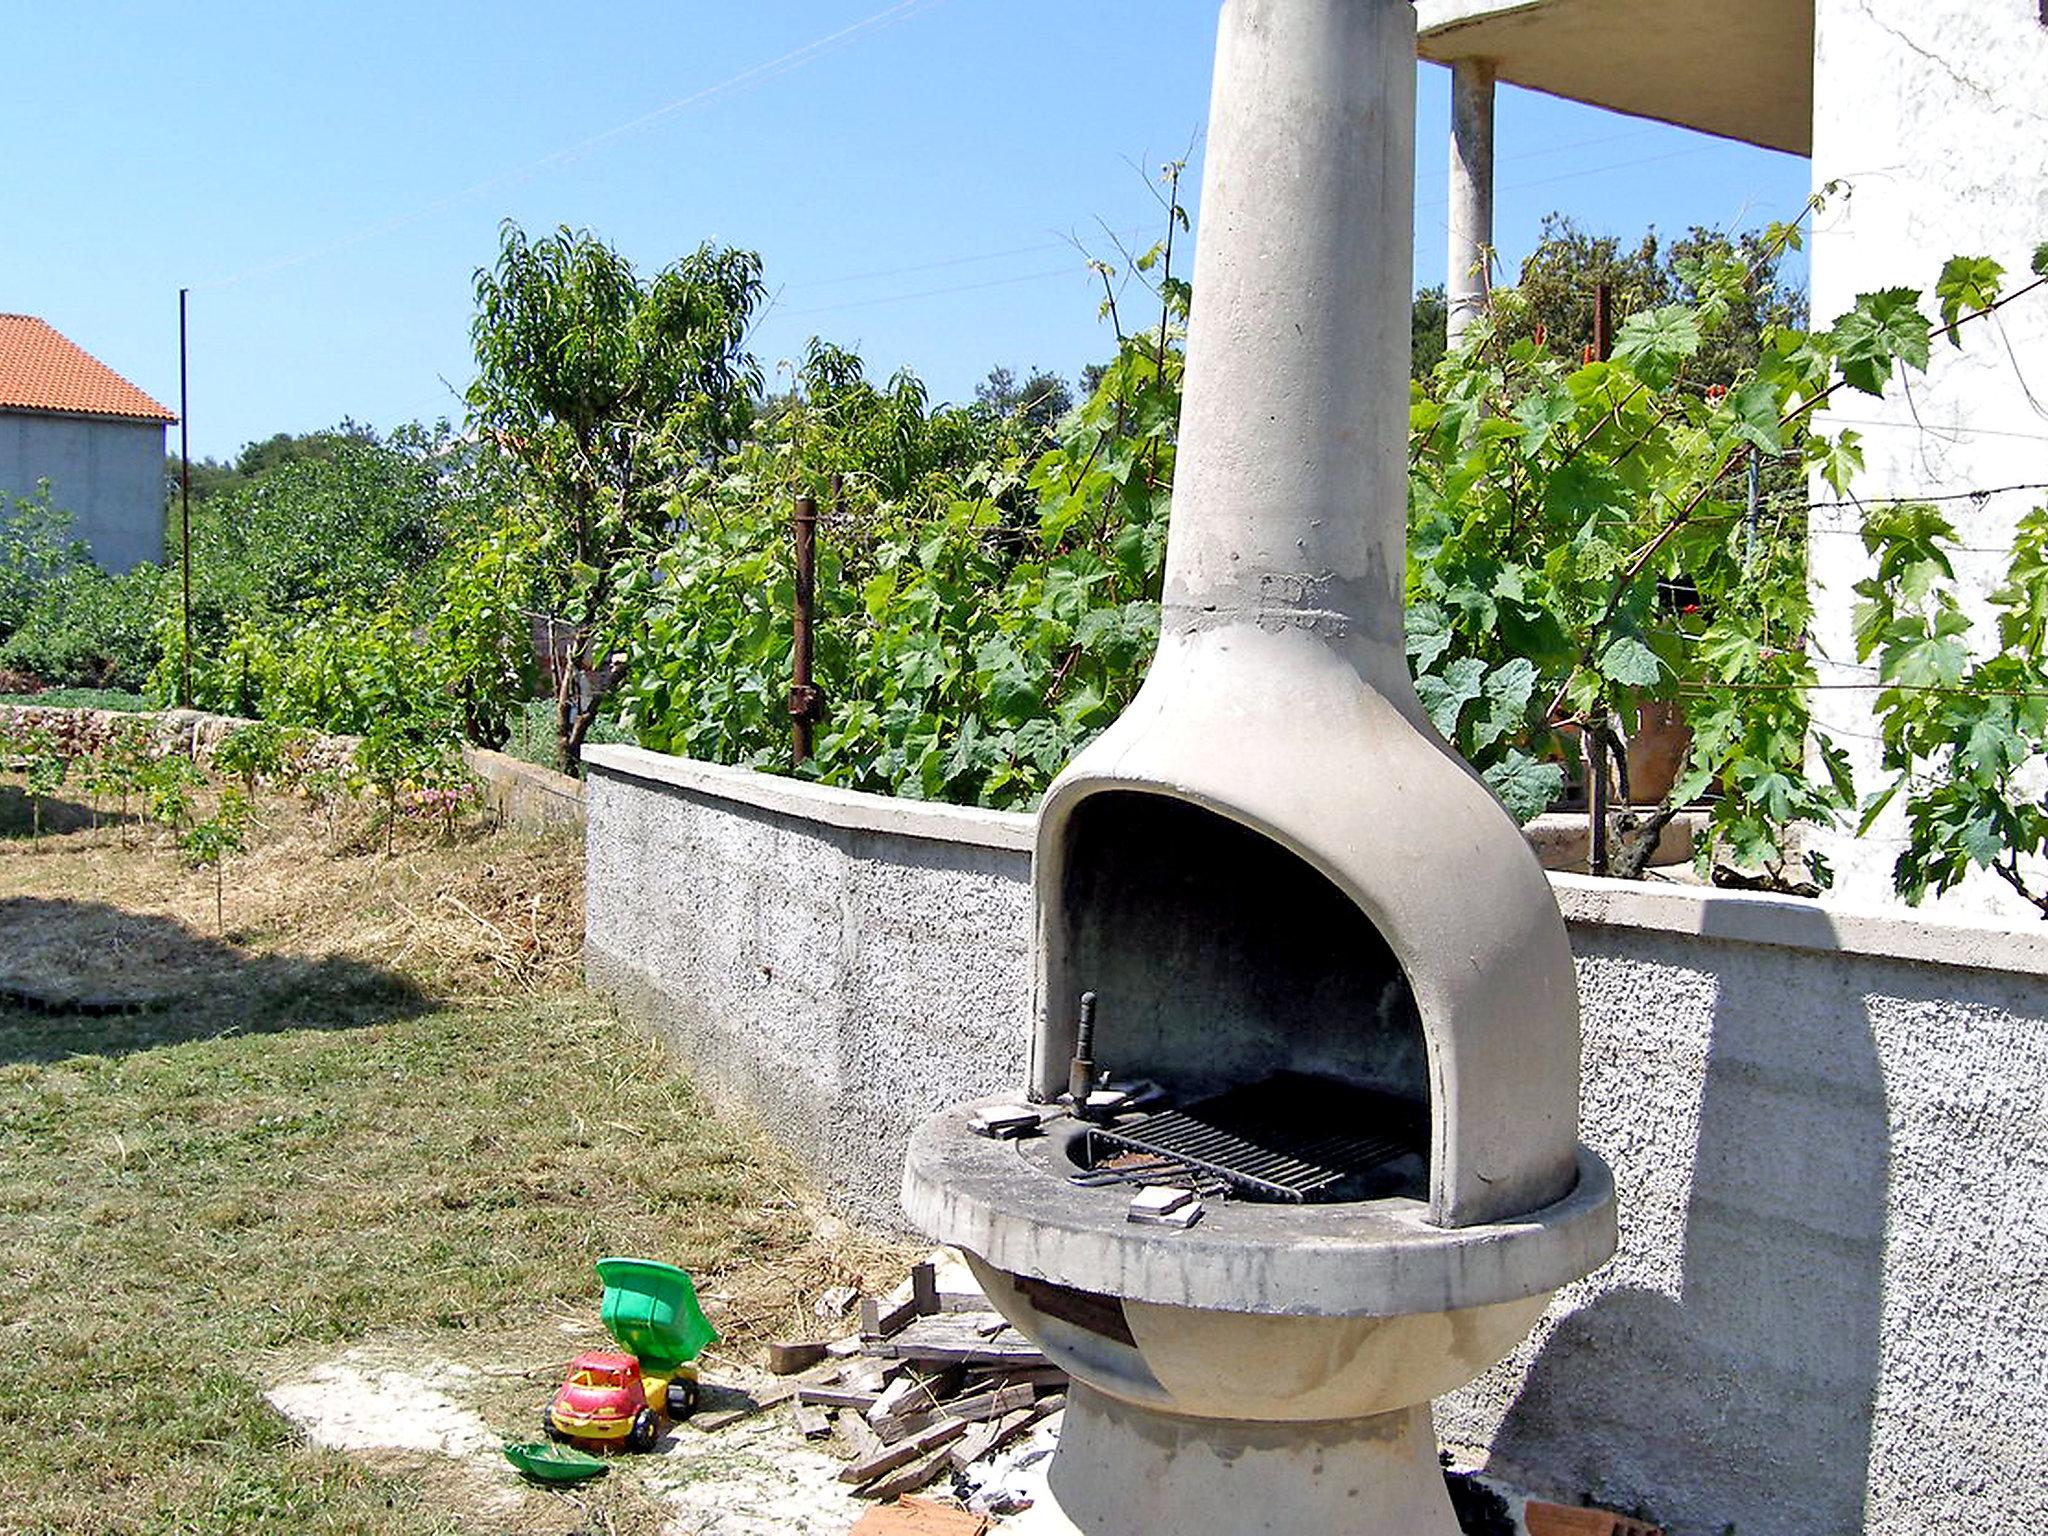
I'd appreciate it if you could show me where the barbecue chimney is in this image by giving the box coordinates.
[904,4,1616,1531]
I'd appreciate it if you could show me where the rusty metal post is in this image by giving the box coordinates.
[789,493,819,765]
[1586,719,1610,876]
[1592,281,1613,363]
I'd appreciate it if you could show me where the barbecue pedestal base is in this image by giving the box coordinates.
[1007,1386,1459,1536]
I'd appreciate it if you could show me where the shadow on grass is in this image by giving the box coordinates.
[0,784,137,839]
[0,895,430,1065]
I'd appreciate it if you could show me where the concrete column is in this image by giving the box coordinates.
[1446,57,1496,349]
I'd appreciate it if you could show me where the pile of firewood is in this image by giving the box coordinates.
[767,1260,1067,1504]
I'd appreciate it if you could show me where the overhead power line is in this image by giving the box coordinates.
[191,0,955,293]
[777,144,1744,324]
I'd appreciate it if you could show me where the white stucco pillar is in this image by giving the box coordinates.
[1806,0,2048,917]
[1446,57,1497,348]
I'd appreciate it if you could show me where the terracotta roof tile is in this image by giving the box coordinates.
[0,314,176,423]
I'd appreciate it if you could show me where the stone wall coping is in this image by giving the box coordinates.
[585,744,2048,979]
[582,743,1036,852]
[1549,873,2048,979]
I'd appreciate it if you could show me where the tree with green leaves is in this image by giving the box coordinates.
[976,365,1074,445]
[1411,286,1449,380]
[1504,213,1806,380]
[180,787,250,935]
[165,421,381,510]
[0,484,87,637]
[613,165,1192,807]
[1851,248,2048,917]
[466,221,767,772]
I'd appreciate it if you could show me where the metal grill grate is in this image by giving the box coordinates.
[1077,1072,1427,1204]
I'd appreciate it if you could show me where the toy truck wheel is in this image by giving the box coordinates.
[628,1409,660,1453]
[541,1406,565,1443]
[665,1380,699,1420]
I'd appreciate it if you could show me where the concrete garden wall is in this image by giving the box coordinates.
[582,744,2048,1536]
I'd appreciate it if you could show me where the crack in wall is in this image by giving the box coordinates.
[1850,0,2048,126]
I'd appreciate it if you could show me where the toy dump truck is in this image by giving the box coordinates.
[543,1257,717,1452]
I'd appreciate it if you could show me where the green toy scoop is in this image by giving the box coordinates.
[503,1441,608,1484]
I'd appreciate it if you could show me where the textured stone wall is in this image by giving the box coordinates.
[1438,922,2048,1536]
[583,749,2048,1535]
[582,747,1032,1228]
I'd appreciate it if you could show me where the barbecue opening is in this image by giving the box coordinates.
[1049,790,1432,1189]
[1069,1071,1429,1205]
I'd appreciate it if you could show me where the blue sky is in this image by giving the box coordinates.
[2,1,1811,462]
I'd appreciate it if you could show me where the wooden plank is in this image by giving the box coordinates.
[864,1293,922,1340]
[866,1374,928,1427]
[858,1445,956,1501]
[864,1313,1047,1368]
[963,1364,1066,1391]
[936,1382,1034,1425]
[797,1385,883,1411]
[841,1359,899,1395]
[768,1340,831,1375]
[838,1416,970,1485]
[840,1410,887,1461]
[792,1401,833,1439]
[689,1382,794,1432]
[846,1497,989,1536]
[945,1406,1038,1471]
[910,1262,939,1316]
[869,1368,968,1443]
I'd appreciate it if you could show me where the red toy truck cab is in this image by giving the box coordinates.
[544,1350,658,1452]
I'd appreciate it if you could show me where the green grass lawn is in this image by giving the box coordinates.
[0,794,889,1535]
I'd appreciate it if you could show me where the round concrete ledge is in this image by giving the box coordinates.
[581,743,1034,852]
[902,1100,1617,1318]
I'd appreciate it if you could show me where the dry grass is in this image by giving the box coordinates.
[0,782,584,1001]
[0,784,919,1535]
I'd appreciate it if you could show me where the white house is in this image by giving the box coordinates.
[0,313,176,573]
[1416,0,2048,916]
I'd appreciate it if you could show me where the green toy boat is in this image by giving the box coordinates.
[502,1441,608,1484]
[596,1256,716,1371]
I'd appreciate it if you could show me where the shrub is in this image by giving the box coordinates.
[0,562,167,690]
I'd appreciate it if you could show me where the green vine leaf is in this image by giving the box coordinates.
[1610,305,1700,389]
[1595,635,1662,688]
[1829,288,1932,396]
[1934,255,2004,340]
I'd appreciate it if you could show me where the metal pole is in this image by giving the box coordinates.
[790,493,818,766]
[178,288,192,709]
[1587,277,1613,880]
[1587,721,1609,876]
